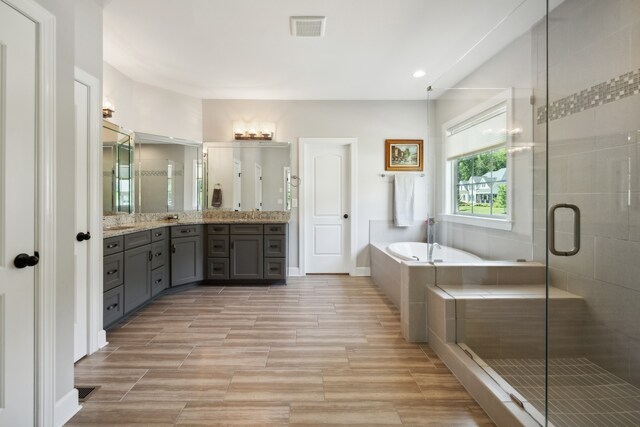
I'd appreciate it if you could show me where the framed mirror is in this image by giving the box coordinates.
[103,121,134,215]
[203,142,291,212]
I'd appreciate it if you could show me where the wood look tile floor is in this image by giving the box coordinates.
[68,276,494,426]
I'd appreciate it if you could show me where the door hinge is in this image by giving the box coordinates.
[530,94,535,105]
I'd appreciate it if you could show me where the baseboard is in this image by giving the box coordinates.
[288,267,301,277]
[97,329,108,349]
[353,267,371,276]
[54,388,81,427]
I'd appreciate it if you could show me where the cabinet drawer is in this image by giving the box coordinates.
[151,240,167,270]
[103,236,124,255]
[264,258,286,280]
[207,258,229,280]
[171,224,202,237]
[151,227,167,242]
[264,224,286,235]
[151,266,168,297]
[230,224,263,235]
[207,235,229,257]
[264,235,287,257]
[124,230,152,250]
[103,285,124,328]
[103,253,124,292]
[208,224,229,235]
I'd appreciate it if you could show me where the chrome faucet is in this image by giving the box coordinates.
[427,242,441,263]
[426,217,436,244]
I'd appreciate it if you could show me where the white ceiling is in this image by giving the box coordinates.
[103,0,548,100]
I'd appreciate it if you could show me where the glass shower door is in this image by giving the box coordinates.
[545,0,640,425]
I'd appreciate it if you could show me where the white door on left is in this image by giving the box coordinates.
[0,1,38,424]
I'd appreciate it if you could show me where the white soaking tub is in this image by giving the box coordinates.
[387,242,482,263]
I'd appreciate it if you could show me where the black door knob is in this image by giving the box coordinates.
[343,214,349,219]
[14,252,39,269]
[76,231,91,242]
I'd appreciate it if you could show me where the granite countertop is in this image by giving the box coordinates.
[103,217,289,238]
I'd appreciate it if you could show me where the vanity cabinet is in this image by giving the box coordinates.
[206,223,287,283]
[171,225,204,287]
[103,235,125,328]
[123,242,152,314]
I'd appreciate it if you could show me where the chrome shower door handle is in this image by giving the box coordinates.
[549,203,580,256]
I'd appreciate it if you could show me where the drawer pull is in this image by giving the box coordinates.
[213,245,222,249]
[269,245,278,249]
[106,243,118,249]
[180,229,192,234]
[213,227,223,232]
[155,252,162,257]
[270,267,279,271]
[148,251,153,261]
[154,232,163,237]
[106,269,118,275]
[270,227,279,232]
[172,244,176,253]
[213,268,221,272]
[106,303,118,311]
[154,278,163,284]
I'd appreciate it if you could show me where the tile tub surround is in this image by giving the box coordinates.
[103,211,291,237]
[68,276,494,426]
[370,242,547,344]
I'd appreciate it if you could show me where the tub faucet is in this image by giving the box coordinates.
[428,242,441,263]
[426,217,436,244]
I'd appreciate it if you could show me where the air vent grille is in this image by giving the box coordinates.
[290,16,326,37]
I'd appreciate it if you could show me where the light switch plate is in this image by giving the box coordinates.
[292,198,298,208]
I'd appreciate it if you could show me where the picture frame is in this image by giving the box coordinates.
[385,139,423,171]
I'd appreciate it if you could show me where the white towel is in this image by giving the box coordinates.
[393,175,415,227]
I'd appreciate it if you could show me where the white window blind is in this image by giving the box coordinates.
[446,104,507,160]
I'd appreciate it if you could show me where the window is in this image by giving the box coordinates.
[442,91,512,228]
[454,147,507,217]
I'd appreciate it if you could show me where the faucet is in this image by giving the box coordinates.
[428,242,441,263]
[425,218,440,262]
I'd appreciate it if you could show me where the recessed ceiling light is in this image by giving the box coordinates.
[413,70,426,78]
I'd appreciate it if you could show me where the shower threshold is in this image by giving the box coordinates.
[460,344,640,427]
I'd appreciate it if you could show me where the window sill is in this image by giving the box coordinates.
[439,214,513,231]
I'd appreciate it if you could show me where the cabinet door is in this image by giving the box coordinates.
[103,285,124,328]
[124,244,152,314]
[171,236,203,286]
[264,235,286,258]
[230,235,263,280]
[151,266,168,297]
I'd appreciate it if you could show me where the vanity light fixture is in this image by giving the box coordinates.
[413,70,426,78]
[233,121,275,141]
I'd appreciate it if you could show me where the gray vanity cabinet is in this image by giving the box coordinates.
[103,235,125,328]
[171,225,204,287]
[123,243,152,314]
[230,234,264,280]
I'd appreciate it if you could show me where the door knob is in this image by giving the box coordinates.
[76,231,91,242]
[14,252,40,269]
[343,214,349,219]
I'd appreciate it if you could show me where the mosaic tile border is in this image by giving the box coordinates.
[537,68,640,124]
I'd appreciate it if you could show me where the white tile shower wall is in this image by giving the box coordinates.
[533,0,640,388]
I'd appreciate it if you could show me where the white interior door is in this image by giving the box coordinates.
[0,2,37,423]
[255,163,263,210]
[73,80,89,362]
[304,143,351,273]
[233,159,242,210]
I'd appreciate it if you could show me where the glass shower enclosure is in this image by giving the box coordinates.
[427,0,640,425]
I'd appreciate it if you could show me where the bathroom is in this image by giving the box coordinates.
[1,0,638,425]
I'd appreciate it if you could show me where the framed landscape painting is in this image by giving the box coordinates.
[385,139,423,172]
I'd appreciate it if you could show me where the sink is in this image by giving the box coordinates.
[106,225,137,231]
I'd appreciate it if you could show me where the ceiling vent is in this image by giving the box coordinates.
[290,16,326,37]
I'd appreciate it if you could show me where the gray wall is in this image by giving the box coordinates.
[536,0,640,387]
[202,100,430,271]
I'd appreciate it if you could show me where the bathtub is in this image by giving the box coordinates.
[387,242,482,263]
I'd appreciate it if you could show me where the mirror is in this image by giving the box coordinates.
[103,122,134,215]
[203,142,291,211]
[135,132,204,213]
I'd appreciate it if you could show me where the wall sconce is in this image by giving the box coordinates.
[233,121,275,141]
[102,99,115,119]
